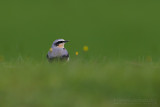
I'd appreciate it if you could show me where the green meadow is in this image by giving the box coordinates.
[0,0,160,106]
[0,60,160,107]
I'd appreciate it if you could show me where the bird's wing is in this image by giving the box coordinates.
[63,48,69,57]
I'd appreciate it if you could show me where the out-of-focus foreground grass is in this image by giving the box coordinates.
[0,60,159,107]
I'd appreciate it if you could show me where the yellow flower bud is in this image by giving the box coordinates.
[76,52,79,56]
[49,48,53,52]
[83,46,88,52]
[0,55,4,62]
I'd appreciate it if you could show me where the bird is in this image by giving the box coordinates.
[47,39,70,62]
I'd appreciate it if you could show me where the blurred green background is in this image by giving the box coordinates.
[0,0,160,61]
[0,1,160,107]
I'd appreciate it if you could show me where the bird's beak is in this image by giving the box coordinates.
[64,40,70,43]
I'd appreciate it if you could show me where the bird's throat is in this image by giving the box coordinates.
[57,45,64,48]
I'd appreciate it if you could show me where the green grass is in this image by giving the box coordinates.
[0,0,160,106]
[0,59,160,107]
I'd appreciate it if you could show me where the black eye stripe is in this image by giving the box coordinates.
[55,41,64,46]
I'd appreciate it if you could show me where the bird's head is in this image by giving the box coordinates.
[53,39,69,48]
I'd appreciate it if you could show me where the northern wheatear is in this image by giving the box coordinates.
[47,39,69,62]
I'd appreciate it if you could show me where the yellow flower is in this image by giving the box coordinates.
[75,52,79,56]
[49,48,53,52]
[0,55,4,62]
[146,56,152,62]
[83,46,88,52]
